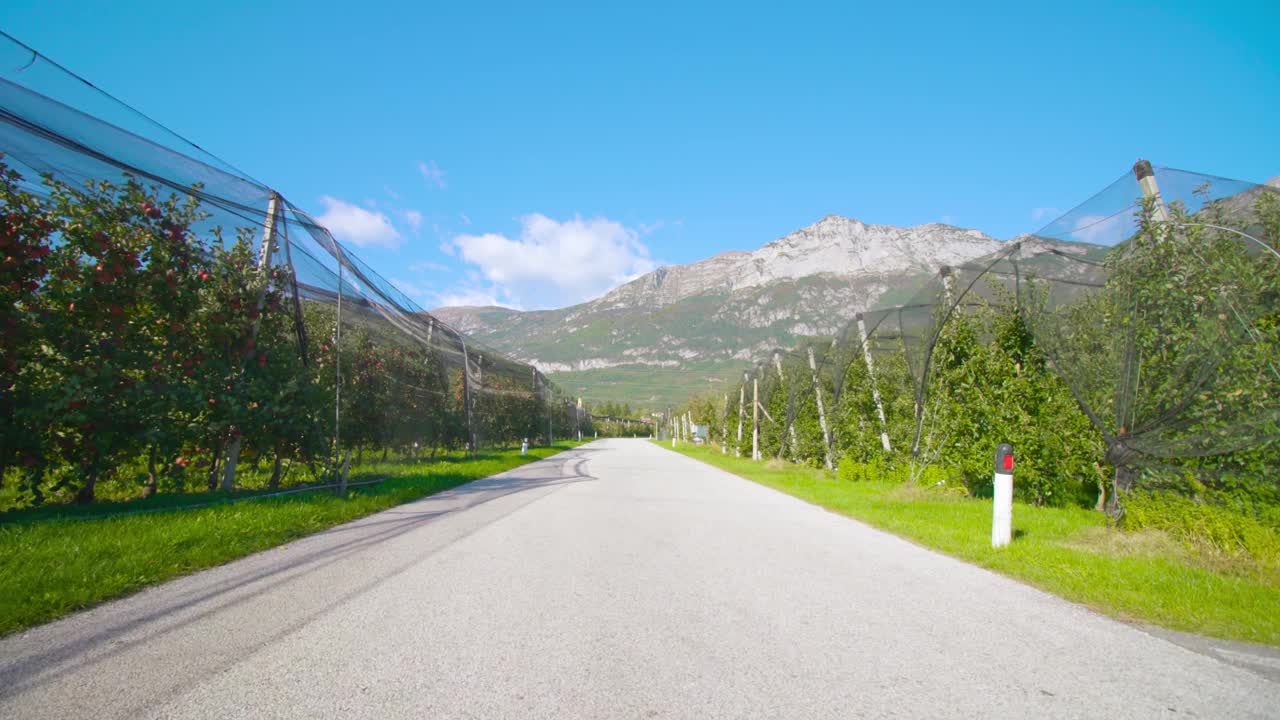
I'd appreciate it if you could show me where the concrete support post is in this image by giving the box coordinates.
[856,313,892,453]
[808,346,834,471]
[460,338,473,453]
[773,351,799,460]
[752,376,760,461]
[722,393,729,454]
[736,373,746,457]
[940,265,956,310]
[1133,159,1170,223]
[222,193,281,492]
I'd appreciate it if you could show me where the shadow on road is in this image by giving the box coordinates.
[0,446,598,708]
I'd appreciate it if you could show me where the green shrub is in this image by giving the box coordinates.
[1123,491,1280,570]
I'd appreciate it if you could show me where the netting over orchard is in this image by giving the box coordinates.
[712,162,1278,515]
[0,33,587,503]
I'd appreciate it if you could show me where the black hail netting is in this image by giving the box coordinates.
[0,33,586,504]
[722,163,1279,510]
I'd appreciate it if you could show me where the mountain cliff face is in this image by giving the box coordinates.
[592,216,1000,310]
[433,215,1006,406]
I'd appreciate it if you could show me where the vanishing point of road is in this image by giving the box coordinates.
[1,439,1277,719]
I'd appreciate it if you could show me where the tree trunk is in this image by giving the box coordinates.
[268,439,284,490]
[337,449,351,496]
[221,435,242,493]
[381,447,388,463]
[207,440,223,492]
[145,445,159,498]
[75,466,97,505]
[27,464,46,506]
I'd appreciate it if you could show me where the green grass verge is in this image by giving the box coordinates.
[659,441,1280,647]
[0,442,581,637]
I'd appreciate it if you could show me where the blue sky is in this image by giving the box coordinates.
[4,1,1278,310]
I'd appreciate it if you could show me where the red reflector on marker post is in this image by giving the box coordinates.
[1003,454,1014,472]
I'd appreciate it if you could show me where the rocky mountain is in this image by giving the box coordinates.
[433,215,1007,407]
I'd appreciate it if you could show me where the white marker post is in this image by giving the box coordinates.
[992,443,1014,548]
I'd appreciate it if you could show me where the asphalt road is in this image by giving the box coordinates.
[1,439,1277,719]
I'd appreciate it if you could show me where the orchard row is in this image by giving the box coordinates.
[0,161,581,508]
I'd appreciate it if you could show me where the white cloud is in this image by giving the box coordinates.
[418,160,446,190]
[448,213,655,309]
[316,196,402,250]
[403,209,424,233]
[384,184,401,200]
[459,212,472,226]
[1032,207,1063,223]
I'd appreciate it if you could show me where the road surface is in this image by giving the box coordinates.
[1,439,1277,718]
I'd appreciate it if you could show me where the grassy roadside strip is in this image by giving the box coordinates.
[657,441,1280,647]
[0,442,583,637]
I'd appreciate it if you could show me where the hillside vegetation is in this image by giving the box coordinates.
[435,216,1014,407]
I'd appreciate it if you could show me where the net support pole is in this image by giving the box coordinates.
[809,345,834,471]
[1133,159,1170,223]
[940,265,955,309]
[856,313,893,453]
[774,351,799,461]
[736,372,746,457]
[533,368,546,445]
[576,397,582,441]
[333,240,343,477]
[460,337,473,453]
[222,192,281,492]
[722,393,729,454]
[752,375,760,461]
